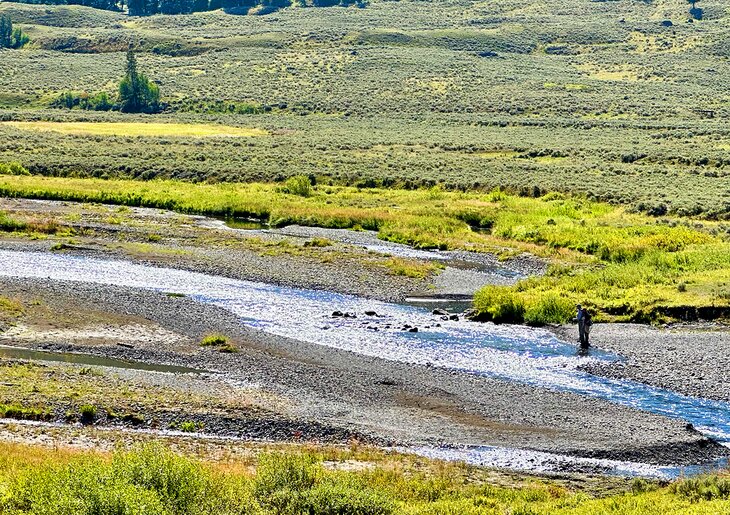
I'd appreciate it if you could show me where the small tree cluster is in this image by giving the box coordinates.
[0,15,29,49]
[118,50,160,113]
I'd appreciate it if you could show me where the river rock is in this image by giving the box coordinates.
[432,309,449,316]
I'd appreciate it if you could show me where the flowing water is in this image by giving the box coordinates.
[0,249,729,477]
[0,345,203,374]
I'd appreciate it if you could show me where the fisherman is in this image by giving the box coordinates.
[576,304,592,348]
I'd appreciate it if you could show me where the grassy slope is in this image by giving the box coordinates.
[0,0,728,217]
[1,174,728,323]
[1,442,730,514]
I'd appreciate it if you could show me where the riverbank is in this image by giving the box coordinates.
[0,197,729,477]
[0,269,725,470]
[1,175,728,324]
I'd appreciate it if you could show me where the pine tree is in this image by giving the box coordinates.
[118,50,160,113]
[0,15,13,48]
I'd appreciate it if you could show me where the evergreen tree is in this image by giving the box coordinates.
[0,15,13,48]
[118,50,160,113]
[0,15,29,49]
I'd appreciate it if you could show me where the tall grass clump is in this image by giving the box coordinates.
[670,475,730,502]
[473,286,526,324]
[253,452,394,515]
[523,294,575,326]
[0,211,27,233]
[279,175,314,197]
[4,444,248,515]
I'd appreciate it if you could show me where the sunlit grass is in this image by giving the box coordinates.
[2,121,269,138]
[0,441,729,514]
[0,174,728,324]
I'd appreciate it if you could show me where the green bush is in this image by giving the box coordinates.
[0,162,30,176]
[280,175,314,198]
[253,453,393,515]
[52,91,114,111]
[473,286,526,324]
[671,476,730,502]
[302,481,394,515]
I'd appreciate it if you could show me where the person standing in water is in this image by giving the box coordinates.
[576,304,592,348]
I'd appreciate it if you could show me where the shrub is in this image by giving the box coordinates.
[302,481,394,515]
[671,475,730,502]
[254,453,394,514]
[280,175,314,197]
[0,162,30,176]
[473,286,525,324]
[52,91,114,111]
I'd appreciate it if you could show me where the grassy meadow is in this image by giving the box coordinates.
[0,174,728,324]
[1,442,730,514]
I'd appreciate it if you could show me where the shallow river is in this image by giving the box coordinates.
[0,249,728,477]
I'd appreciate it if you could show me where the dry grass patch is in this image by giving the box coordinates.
[2,121,269,138]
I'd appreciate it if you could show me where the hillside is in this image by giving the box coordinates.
[0,0,729,219]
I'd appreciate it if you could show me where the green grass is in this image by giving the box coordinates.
[169,420,204,433]
[2,442,730,514]
[0,403,52,422]
[0,209,63,235]
[199,334,229,347]
[382,257,444,280]
[0,174,728,324]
